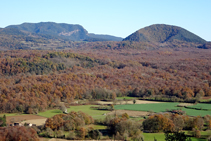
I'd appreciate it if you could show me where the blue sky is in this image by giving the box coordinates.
[1,0,211,41]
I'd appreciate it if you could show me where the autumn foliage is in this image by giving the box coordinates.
[143,114,174,132]
[0,126,39,141]
[45,111,94,131]
[143,113,205,133]
[0,48,210,114]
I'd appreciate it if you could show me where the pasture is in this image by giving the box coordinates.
[186,103,211,110]
[114,102,211,116]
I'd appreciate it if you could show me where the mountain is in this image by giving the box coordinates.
[123,24,206,44]
[6,22,88,41]
[6,22,123,41]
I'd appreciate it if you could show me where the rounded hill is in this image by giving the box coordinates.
[123,24,206,44]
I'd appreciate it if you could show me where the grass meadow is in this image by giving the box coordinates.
[114,102,211,116]
[186,103,211,110]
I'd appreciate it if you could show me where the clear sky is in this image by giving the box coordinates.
[0,0,211,41]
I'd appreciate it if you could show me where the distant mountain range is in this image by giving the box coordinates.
[0,22,208,50]
[6,22,123,41]
[123,24,206,44]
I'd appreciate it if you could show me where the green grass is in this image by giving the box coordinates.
[114,103,211,116]
[143,132,207,141]
[38,105,110,119]
[38,109,63,118]
[182,108,211,117]
[91,124,107,130]
[115,102,179,113]
[186,103,211,110]
[143,133,165,141]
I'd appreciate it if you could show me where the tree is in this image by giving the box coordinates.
[77,127,86,139]
[0,115,6,127]
[172,115,184,131]
[193,116,204,130]
[59,103,67,114]
[133,99,136,104]
[143,114,174,132]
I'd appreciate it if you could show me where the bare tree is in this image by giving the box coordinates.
[59,103,67,114]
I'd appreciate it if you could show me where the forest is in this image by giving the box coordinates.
[0,47,210,114]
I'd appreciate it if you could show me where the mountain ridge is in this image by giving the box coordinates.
[6,22,123,41]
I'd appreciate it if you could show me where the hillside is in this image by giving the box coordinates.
[123,24,206,44]
[0,27,70,50]
[198,42,211,49]
[6,22,123,41]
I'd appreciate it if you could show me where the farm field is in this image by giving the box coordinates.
[4,115,46,125]
[38,105,110,119]
[114,103,211,116]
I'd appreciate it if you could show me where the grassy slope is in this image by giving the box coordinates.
[38,105,110,119]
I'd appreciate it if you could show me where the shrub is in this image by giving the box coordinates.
[45,127,54,138]
[88,129,102,140]
[55,130,65,138]
[66,131,76,140]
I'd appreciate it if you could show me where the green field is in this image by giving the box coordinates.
[38,105,110,119]
[186,103,211,110]
[115,102,179,113]
[114,103,211,116]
